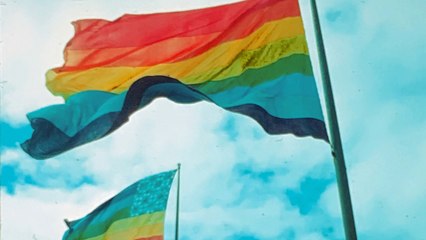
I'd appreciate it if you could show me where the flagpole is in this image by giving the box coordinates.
[309,0,357,239]
[175,163,181,240]
[64,219,71,228]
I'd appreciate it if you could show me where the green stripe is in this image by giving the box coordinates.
[72,207,131,239]
[185,35,310,83]
[192,53,313,94]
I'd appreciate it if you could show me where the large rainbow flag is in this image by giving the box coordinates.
[62,170,176,240]
[21,0,328,159]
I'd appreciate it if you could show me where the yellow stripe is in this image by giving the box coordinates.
[84,211,165,240]
[47,36,308,98]
[47,17,308,98]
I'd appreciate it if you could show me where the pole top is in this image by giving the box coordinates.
[64,219,71,228]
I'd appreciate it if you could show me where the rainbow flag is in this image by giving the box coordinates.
[21,0,328,159]
[62,170,176,240]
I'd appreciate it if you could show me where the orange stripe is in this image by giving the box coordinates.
[135,235,163,240]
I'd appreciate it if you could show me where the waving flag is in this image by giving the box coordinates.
[63,170,176,240]
[22,0,328,159]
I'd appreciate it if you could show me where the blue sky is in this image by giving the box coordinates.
[1,0,426,239]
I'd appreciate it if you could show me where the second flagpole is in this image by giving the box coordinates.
[175,163,181,240]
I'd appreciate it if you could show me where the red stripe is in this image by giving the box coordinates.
[60,32,220,71]
[135,235,163,240]
[66,0,300,50]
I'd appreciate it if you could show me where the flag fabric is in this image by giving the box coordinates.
[62,170,176,240]
[21,0,328,159]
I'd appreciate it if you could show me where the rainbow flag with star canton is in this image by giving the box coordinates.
[22,0,328,160]
[62,170,176,240]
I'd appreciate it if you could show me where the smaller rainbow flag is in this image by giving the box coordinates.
[62,170,176,240]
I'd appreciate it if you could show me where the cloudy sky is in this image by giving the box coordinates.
[1,0,426,239]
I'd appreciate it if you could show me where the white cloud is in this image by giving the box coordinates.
[1,185,117,240]
[179,198,301,239]
[319,100,426,238]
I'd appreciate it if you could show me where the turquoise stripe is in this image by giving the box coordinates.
[28,74,323,136]
[27,91,124,137]
[208,73,324,120]
[74,193,132,227]
[28,81,208,137]
[69,178,138,229]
